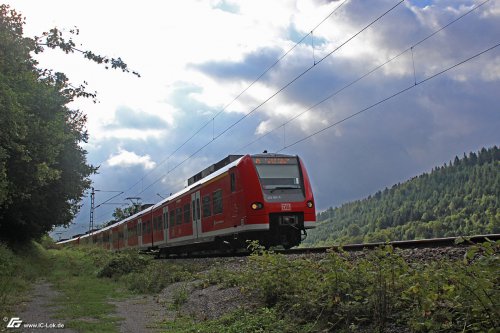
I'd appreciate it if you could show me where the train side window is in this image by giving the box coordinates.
[169,210,175,227]
[230,173,236,192]
[213,189,223,215]
[183,203,190,224]
[176,208,182,225]
[202,195,211,217]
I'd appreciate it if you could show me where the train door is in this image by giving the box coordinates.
[191,191,201,239]
[138,218,142,248]
[230,171,240,226]
[163,206,169,245]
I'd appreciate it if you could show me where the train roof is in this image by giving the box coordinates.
[187,155,243,186]
[78,155,246,239]
[250,152,297,158]
[57,238,76,245]
[64,153,304,241]
[152,154,245,210]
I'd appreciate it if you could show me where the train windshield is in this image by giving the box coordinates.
[253,157,301,190]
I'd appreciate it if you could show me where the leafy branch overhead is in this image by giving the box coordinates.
[35,27,141,78]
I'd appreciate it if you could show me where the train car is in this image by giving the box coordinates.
[59,153,316,253]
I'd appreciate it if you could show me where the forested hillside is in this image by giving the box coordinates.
[305,146,500,246]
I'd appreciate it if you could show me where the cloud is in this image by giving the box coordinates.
[104,107,169,130]
[189,47,284,82]
[106,148,156,170]
[212,0,240,14]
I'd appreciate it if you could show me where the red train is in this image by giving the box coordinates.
[59,153,316,254]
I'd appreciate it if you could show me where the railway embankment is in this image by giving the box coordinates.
[1,238,498,332]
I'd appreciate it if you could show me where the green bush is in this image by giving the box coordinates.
[97,249,150,278]
[0,241,51,317]
[237,242,499,332]
[119,261,194,294]
[162,307,309,333]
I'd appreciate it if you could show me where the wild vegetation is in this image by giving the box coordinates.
[2,239,498,332]
[0,5,137,244]
[307,146,500,246]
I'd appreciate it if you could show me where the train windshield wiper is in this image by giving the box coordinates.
[269,186,300,193]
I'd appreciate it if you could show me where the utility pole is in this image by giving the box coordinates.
[89,187,95,234]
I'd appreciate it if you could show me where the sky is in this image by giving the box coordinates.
[5,0,499,239]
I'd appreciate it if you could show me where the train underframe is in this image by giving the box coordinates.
[157,212,307,257]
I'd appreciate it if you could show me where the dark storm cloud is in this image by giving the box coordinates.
[281,73,500,210]
[104,106,169,130]
[189,47,283,82]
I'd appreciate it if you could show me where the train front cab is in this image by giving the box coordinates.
[240,154,316,249]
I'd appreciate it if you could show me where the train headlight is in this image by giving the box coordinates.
[306,200,314,208]
[251,202,264,210]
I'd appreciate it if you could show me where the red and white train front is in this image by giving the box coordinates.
[238,153,316,248]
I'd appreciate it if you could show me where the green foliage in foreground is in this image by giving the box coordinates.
[308,146,500,245]
[179,241,496,333]
[161,307,307,333]
[94,248,198,294]
[0,241,51,318]
[230,242,500,332]
[47,246,126,332]
[2,239,498,332]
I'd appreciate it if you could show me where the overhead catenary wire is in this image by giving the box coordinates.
[133,0,405,200]
[90,0,493,227]
[114,0,350,199]
[232,0,492,154]
[88,1,350,225]
[276,41,500,152]
[91,0,401,224]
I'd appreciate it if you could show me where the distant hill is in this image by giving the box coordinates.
[305,146,500,246]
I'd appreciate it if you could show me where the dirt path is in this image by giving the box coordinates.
[13,281,75,333]
[12,281,165,333]
[111,295,166,333]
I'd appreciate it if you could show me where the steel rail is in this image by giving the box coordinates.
[276,234,500,255]
[157,234,500,259]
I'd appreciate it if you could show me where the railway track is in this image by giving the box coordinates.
[277,233,500,255]
[158,234,500,259]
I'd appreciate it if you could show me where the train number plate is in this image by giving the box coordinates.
[281,203,291,211]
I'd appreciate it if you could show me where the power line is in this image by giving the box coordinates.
[276,41,500,152]
[233,0,491,153]
[132,0,405,201]
[113,0,350,199]
[91,0,492,226]
[90,0,374,223]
